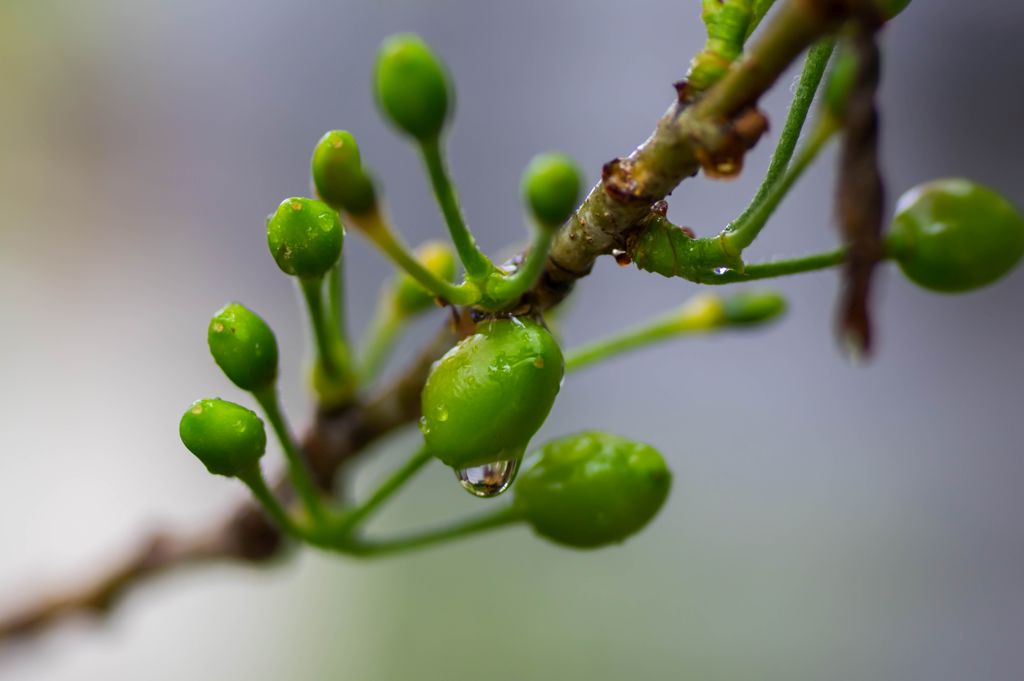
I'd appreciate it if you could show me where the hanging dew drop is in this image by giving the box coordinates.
[455,458,521,498]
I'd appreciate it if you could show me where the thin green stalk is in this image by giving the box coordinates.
[419,137,493,279]
[354,211,481,306]
[564,297,724,373]
[358,302,404,382]
[340,446,433,534]
[720,114,838,254]
[346,506,524,557]
[705,247,848,284]
[299,277,350,382]
[721,39,835,253]
[237,466,310,542]
[485,225,556,303]
[327,262,346,343]
[252,387,327,526]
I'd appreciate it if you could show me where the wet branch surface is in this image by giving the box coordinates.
[0,0,882,645]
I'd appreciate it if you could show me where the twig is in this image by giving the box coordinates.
[0,0,884,644]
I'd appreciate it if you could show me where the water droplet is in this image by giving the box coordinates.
[455,458,521,498]
[612,249,632,267]
[436,407,449,422]
[713,266,730,275]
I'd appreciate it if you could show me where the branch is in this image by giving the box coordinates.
[0,0,880,644]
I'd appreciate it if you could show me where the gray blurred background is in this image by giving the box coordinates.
[2,1,1023,679]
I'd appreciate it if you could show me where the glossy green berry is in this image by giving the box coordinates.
[522,153,583,228]
[179,398,266,477]
[311,130,378,215]
[393,241,457,316]
[266,197,343,279]
[374,34,450,142]
[420,318,564,469]
[514,432,671,549]
[887,179,1024,293]
[208,303,278,392]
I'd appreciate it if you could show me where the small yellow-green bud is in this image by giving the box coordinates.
[266,197,343,279]
[392,241,457,316]
[721,290,787,326]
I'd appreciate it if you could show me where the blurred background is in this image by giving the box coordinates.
[2,1,1024,679]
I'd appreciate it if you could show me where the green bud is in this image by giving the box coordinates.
[514,432,672,549]
[420,318,564,469]
[266,197,343,279]
[374,34,451,142]
[824,46,858,119]
[721,290,787,326]
[311,130,378,215]
[208,303,278,392]
[179,398,266,477]
[522,152,583,229]
[393,241,457,316]
[887,178,1024,293]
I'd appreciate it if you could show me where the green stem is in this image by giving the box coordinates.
[705,246,847,284]
[237,466,309,542]
[327,262,346,344]
[346,506,524,557]
[340,446,433,534]
[419,137,493,279]
[299,276,351,382]
[720,114,838,255]
[564,296,725,373]
[721,38,835,254]
[358,301,404,382]
[252,387,327,526]
[485,225,556,304]
[354,210,481,306]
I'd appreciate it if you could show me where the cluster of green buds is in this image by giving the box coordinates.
[177,13,1022,560]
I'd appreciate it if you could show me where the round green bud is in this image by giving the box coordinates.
[514,432,672,549]
[208,303,279,392]
[420,318,564,469]
[887,179,1024,293]
[721,290,787,326]
[266,197,343,279]
[311,130,378,215]
[522,152,583,228]
[374,34,451,142]
[393,241,457,316]
[179,398,266,477]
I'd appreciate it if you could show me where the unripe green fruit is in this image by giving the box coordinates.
[266,197,343,279]
[311,130,378,215]
[208,303,279,392]
[887,179,1024,293]
[179,398,266,477]
[514,432,671,549]
[393,241,457,316]
[420,318,564,469]
[522,153,583,228]
[374,34,450,142]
